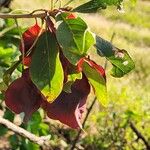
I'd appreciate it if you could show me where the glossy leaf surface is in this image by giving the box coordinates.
[78,58,107,106]
[95,35,135,77]
[73,0,123,13]
[42,75,90,129]
[30,32,64,102]
[56,13,95,64]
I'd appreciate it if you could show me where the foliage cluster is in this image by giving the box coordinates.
[0,0,149,149]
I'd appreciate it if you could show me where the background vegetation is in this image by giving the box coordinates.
[0,0,150,149]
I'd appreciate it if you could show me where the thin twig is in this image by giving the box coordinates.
[70,97,97,150]
[0,116,52,149]
[0,12,47,19]
[14,18,25,69]
[63,0,73,7]
[129,122,150,150]
[0,10,58,19]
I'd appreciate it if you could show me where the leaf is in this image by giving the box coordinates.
[30,32,64,102]
[82,61,107,106]
[0,82,7,91]
[73,0,102,13]
[42,75,90,129]
[19,23,41,66]
[73,0,123,13]
[5,69,43,122]
[56,13,95,65]
[3,60,21,85]
[95,35,135,77]
[0,47,15,59]
[63,71,82,93]
[20,23,41,53]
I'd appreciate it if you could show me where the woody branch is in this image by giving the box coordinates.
[0,116,52,149]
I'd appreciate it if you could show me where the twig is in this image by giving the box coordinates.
[70,97,97,150]
[0,116,52,149]
[0,12,47,19]
[129,121,150,150]
[0,9,57,19]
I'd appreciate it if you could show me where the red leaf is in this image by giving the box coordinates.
[60,51,79,83]
[66,13,77,19]
[42,75,90,129]
[77,57,106,79]
[5,69,43,122]
[59,51,70,83]
[22,56,32,66]
[19,23,41,66]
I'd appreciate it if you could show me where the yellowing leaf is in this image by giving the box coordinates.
[83,62,108,106]
[30,32,64,102]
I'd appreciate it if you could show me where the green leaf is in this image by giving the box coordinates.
[3,60,21,85]
[0,108,15,136]
[30,32,64,102]
[56,13,95,65]
[0,47,15,59]
[0,82,7,91]
[63,71,82,93]
[83,62,107,106]
[9,134,20,149]
[73,0,123,13]
[95,35,135,77]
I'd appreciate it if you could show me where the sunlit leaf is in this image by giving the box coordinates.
[43,75,90,129]
[3,60,21,85]
[95,35,135,77]
[73,0,123,13]
[30,32,64,102]
[63,71,82,93]
[82,61,107,106]
[56,12,95,64]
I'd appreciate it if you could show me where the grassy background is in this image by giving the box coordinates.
[1,0,150,149]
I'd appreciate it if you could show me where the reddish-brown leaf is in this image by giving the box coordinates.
[5,69,43,122]
[77,57,106,79]
[42,75,90,129]
[19,23,41,66]
[66,13,77,19]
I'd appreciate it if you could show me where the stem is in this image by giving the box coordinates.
[0,9,58,19]
[70,97,97,150]
[14,19,25,69]
[63,0,73,7]
[129,122,150,150]
[0,116,52,149]
[51,0,54,10]
[0,12,47,19]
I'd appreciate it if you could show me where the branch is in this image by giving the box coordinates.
[71,97,97,150]
[0,116,52,149]
[0,9,58,19]
[0,12,47,19]
[130,121,150,150]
